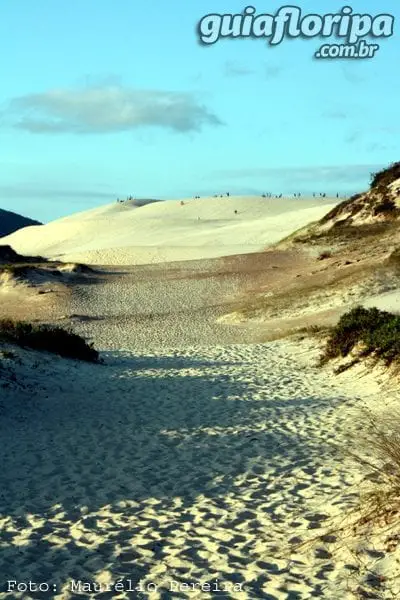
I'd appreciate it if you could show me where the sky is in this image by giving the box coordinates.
[0,0,399,222]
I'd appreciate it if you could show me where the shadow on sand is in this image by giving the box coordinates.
[0,351,347,599]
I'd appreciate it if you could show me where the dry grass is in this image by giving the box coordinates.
[354,410,400,525]
[257,324,331,343]
[284,406,400,599]
[337,408,400,598]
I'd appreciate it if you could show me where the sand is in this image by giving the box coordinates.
[362,289,400,314]
[1,337,398,599]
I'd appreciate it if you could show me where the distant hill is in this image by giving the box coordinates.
[0,208,42,237]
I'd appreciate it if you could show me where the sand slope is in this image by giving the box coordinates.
[1,196,338,265]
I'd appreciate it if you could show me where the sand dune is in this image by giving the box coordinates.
[2,188,399,597]
[1,196,338,265]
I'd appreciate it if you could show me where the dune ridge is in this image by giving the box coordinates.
[1,195,338,265]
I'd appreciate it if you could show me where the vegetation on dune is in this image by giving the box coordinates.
[318,193,363,225]
[63,262,95,273]
[370,161,400,191]
[0,244,45,264]
[1,264,40,276]
[351,413,400,584]
[317,250,332,260]
[0,259,95,279]
[317,161,400,228]
[387,247,400,268]
[321,306,400,366]
[373,197,398,216]
[369,162,400,220]
[306,221,397,245]
[317,304,400,563]
[0,319,99,362]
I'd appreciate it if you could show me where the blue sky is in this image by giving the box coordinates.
[0,0,399,222]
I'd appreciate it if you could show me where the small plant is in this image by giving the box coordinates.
[0,319,99,362]
[317,250,332,260]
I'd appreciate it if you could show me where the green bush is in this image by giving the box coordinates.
[365,319,400,364]
[0,319,99,363]
[322,306,400,366]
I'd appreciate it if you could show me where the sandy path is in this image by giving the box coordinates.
[0,338,382,599]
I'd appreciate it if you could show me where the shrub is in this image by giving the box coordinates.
[322,306,400,365]
[0,319,99,362]
[370,162,400,190]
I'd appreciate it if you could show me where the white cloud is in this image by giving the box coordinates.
[3,86,222,134]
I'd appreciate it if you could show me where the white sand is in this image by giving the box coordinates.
[1,196,338,265]
[1,338,398,599]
